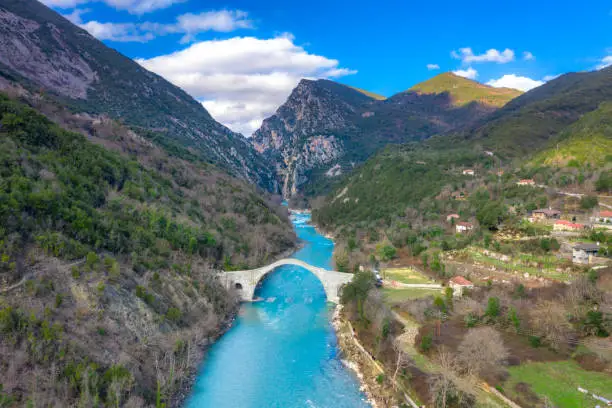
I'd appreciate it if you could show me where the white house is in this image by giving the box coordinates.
[456,222,474,234]
[572,243,600,264]
[449,276,474,296]
[462,169,475,176]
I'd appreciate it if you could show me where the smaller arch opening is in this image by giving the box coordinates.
[234,282,243,290]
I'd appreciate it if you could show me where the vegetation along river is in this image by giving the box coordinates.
[185,211,371,408]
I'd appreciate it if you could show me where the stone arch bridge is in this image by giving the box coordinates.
[222,258,353,303]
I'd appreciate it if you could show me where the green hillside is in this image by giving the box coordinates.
[530,102,612,167]
[349,86,387,100]
[409,72,523,107]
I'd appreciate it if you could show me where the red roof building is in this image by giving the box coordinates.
[516,179,536,186]
[449,276,474,296]
[449,276,473,286]
[553,220,585,231]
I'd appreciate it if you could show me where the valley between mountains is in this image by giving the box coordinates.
[0,0,611,407]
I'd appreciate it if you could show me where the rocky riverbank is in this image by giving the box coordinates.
[332,305,404,408]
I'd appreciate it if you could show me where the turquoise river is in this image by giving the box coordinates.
[185,211,371,408]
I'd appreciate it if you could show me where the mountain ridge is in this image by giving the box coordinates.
[0,0,278,191]
[252,74,515,198]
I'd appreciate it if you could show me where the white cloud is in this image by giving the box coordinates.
[596,56,612,70]
[452,47,515,64]
[523,51,535,61]
[453,67,478,79]
[62,8,90,24]
[426,63,440,70]
[41,0,88,8]
[486,74,544,91]
[80,20,155,42]
[176,10,253,42]
[543,74,560,81]
[137,36,356,136]
[43,0,183,13]
[75,10,253,43]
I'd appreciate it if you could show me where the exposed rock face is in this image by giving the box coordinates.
[0,9,95,99]
[253,77,501,197]
[253,79,373,197]
[0,0,278,192]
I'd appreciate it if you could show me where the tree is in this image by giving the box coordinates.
[340,272,374,320]
[392,338,411,387]
[457,327,508,376]
[529,301,573,351]
[485,297,501,319]
[476,201,507,230]
[580,195,598,210]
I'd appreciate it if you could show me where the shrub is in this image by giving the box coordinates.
[420,332,433,352]
[528,336,541,348]
[464,313,478,328]
[580,195,598,210]
[485,297,501,319]
[165,308,182,322]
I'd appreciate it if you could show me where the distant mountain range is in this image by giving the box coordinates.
[252,73,523,198]
[314,66,612,231]
[0,0,278,191]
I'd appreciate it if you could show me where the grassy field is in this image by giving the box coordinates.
[382,288,441,304]
[505,361,612,407]
[382,267,435,284]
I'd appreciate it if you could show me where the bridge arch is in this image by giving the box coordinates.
[222,258,353,304]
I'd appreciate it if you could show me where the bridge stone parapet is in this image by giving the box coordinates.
[221,258,353,303]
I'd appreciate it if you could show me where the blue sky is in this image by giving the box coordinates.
[43,0,612,135]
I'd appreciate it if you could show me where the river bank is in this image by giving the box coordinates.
[333,305,406,408]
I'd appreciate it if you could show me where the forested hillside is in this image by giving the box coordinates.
[0,93,295,406]
[0,0,278,190]
[314,67,612,236]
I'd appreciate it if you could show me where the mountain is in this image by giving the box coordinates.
[409,72,522,107]
[313,67,612,232]
[0,0,277,191]
[252,74,516,198]
[455,66,612,156]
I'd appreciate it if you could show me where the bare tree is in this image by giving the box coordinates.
[529,301,573,351]
[457,327,508,377]
[392,338,412,388]
[429,348,476,408]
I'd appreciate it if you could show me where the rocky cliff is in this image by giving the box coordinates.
[0,0,278,191]
[253,74,515,197]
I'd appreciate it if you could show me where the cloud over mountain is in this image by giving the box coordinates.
[452,47,515,64]
[136,35,355,135]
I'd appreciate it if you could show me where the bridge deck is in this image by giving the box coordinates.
[222,258,353,303]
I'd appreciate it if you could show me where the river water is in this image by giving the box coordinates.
[185,212,371,408]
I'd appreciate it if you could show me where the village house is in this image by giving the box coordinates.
[451,191,467,201]
[554,220,586,232]
[572,243,600,264]
[446,214,460,222]
[456,221,474,234]
[591,211,612,224]
[516,179,536,186]
[531,208,562,221]
[496,169,504,177]
[449,276,474,296]
[484,151,494,156]
[462,169,475,176]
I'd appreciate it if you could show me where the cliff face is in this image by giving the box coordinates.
[252,79,372,196]
[0,0,278,192]
[252,76,506,197]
